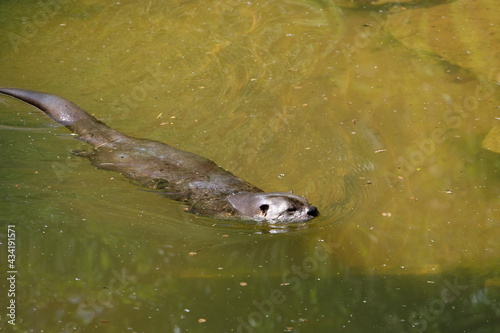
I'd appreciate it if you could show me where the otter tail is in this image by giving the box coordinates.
[0,88,125,147]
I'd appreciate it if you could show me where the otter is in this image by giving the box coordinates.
[0,88,318,223]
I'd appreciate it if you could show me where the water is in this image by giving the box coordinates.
[0,0,499,332]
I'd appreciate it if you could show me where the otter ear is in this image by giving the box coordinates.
[228,192,258,215]
[259,204,269,213]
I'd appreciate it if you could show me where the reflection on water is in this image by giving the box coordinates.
[0,0,499,332]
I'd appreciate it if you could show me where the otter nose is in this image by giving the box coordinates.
[307,206,319,217]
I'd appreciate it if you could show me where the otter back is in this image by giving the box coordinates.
[0,88,319,223]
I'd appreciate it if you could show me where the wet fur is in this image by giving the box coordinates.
[0,88,318,223]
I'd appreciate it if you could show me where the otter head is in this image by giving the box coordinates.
[228,192,319,224]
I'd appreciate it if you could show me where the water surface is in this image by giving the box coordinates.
[0,0,499,332]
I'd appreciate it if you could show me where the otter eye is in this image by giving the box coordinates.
[259,204,269,213]
[286,207,297,213]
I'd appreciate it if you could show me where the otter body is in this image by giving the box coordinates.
[0,88,318,223]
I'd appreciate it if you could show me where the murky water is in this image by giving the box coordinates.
[0,0,499,332]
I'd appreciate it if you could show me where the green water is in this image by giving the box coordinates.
[0,0,499,332]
